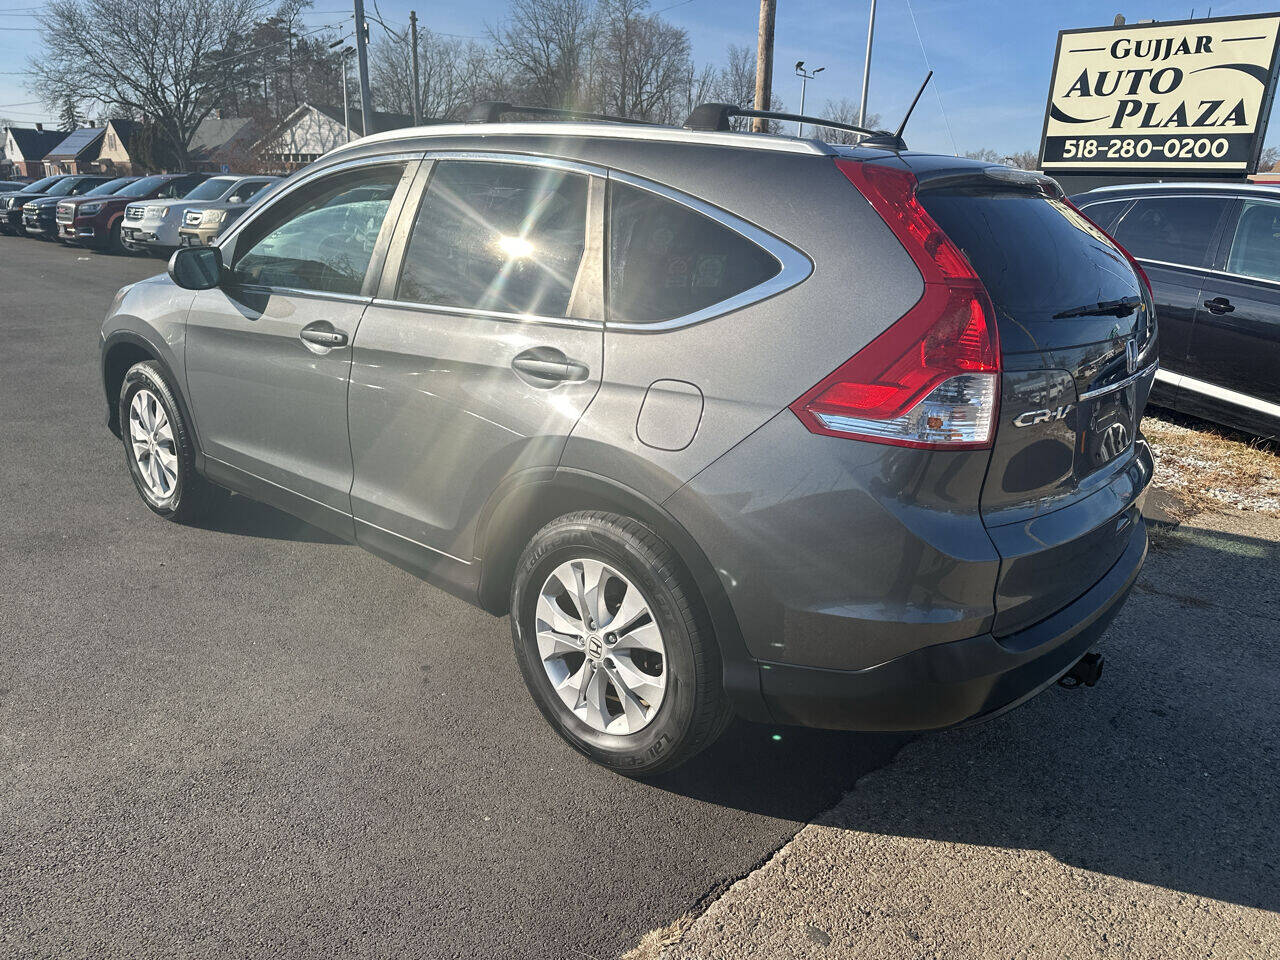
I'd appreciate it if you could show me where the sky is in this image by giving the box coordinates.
[4,0,1280,155]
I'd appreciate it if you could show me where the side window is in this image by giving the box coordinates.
[1110,196,1229,268]
[1225,200,1280,282]
[1076,199,1130,233]
[70,179,100,195]
[232,164,405,296]
[608,181,781,324]
[396,160,591,318]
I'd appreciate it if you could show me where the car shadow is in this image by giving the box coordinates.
[648,518,1280,914]
[191,490,347,544]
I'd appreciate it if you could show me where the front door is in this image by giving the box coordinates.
[184,160,416,537]
[348,156,605,576]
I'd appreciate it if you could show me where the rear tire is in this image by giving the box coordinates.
[106,219,125,255]
[510,511,732,776]
[119,361,213,523]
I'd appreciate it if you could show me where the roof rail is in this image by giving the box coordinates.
[683,102,904,148]
[466,101,656,126]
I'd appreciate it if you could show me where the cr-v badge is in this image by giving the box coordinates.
[1013,404,1074,428]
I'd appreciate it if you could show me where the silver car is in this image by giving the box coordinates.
[121,175,276,253]
[99,104,1154,774]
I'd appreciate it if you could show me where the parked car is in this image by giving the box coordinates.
[23,176,138,240]
[0,178,31,193]
[6,174,111,235]
[177,177,282,246]
[1,175,72,233]
[1073,181,1279,437]
[59,172,208,254]
[121,174,273,254]
[100,108,1154,774]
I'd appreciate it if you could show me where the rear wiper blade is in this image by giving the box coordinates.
[1052,296,1141,320]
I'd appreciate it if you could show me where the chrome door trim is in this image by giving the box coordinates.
[1155,368,1280,418]
[604,169,814,332]
[354,516,473,565]
[418,149,608,177]
[1077,362,1157,402]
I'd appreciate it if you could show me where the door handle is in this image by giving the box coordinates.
[1204,296,1235,315]
[299,324,349,347]
[512,348,590,384]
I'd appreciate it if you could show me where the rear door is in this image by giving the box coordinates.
[919,177,1156,633]
[184,159,416,538]
[1183,197,1280,424]
[347,155,605,574]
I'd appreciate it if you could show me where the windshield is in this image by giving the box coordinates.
[182,177,235,201]
[44,178,86,197]
[116,176,169,198]
[22,176,65,193]
[86,177,136,196]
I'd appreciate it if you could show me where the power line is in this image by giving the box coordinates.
[903,0,957,155]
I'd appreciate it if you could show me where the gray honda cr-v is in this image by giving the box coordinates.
[100,102,1156,775]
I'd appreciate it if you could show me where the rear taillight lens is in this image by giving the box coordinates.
[789,160,1000,450]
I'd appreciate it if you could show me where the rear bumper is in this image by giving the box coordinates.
[758,514,1147,731]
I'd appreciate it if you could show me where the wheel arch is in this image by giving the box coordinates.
[476,466,769,721]
[101,331,201,466]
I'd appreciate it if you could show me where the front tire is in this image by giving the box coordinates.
[511,511,732,776]
[119,361,212,522]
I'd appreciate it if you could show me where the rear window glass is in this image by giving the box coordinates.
[920,189,1141,323]
[1109,196,1229,268]
[1225,200,1280,282]
[608,182,780,324]
[397,160,590,318]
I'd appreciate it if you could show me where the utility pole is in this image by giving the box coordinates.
[410,10,421,126]
[353,0,375,136]
[342,48,352,143]
[858,0,877,128]
[753,0,776,133]
[794,61,824,137]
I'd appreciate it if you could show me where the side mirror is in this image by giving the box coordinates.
[168,245,223,290]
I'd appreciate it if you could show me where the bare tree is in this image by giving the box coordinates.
[371,28,501,120]
[31,0,265,165]
[589,0,691,123]
[962,148,1002,162]
[489,0,595,109]
[1003,150,1040,170]
[814,97,880,144]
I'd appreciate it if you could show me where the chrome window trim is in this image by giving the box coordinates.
[370,150,607,328]
[1136,255,1280,289]
[229,283,373,306]
[215,151,425,251]
[1155,368,1280,419]
[369,297,602,331]
[604,169,814,332]
[1077,362,1157,402]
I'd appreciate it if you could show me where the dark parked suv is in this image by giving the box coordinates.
[100,106,1154,773]
[1074,181,1279,437]
[58,172,209,253]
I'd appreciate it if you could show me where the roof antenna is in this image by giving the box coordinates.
[859,69,931,150]
[894,70,932,142]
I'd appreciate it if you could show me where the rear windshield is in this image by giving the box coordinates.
[920,188,1142,330]
[21,176,63,193]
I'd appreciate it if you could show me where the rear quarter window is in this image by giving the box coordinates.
[607,181,781,324]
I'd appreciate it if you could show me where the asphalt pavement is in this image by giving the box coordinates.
[0,235,908,959]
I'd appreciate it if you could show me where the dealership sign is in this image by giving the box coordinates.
[1039,13,1280,174]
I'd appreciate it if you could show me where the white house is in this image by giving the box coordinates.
[253,103,414,171]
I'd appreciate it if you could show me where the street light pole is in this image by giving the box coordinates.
[409,10,421,126]
[858,0,878,128]
[794,62,824,137]
[352,0,375,136]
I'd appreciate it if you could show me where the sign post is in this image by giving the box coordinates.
[1039,13,1280,177]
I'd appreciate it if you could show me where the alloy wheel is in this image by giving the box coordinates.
[535,558,668,735]
[128,388,178,500]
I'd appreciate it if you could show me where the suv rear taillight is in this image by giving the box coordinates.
[789,160,1000,450]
